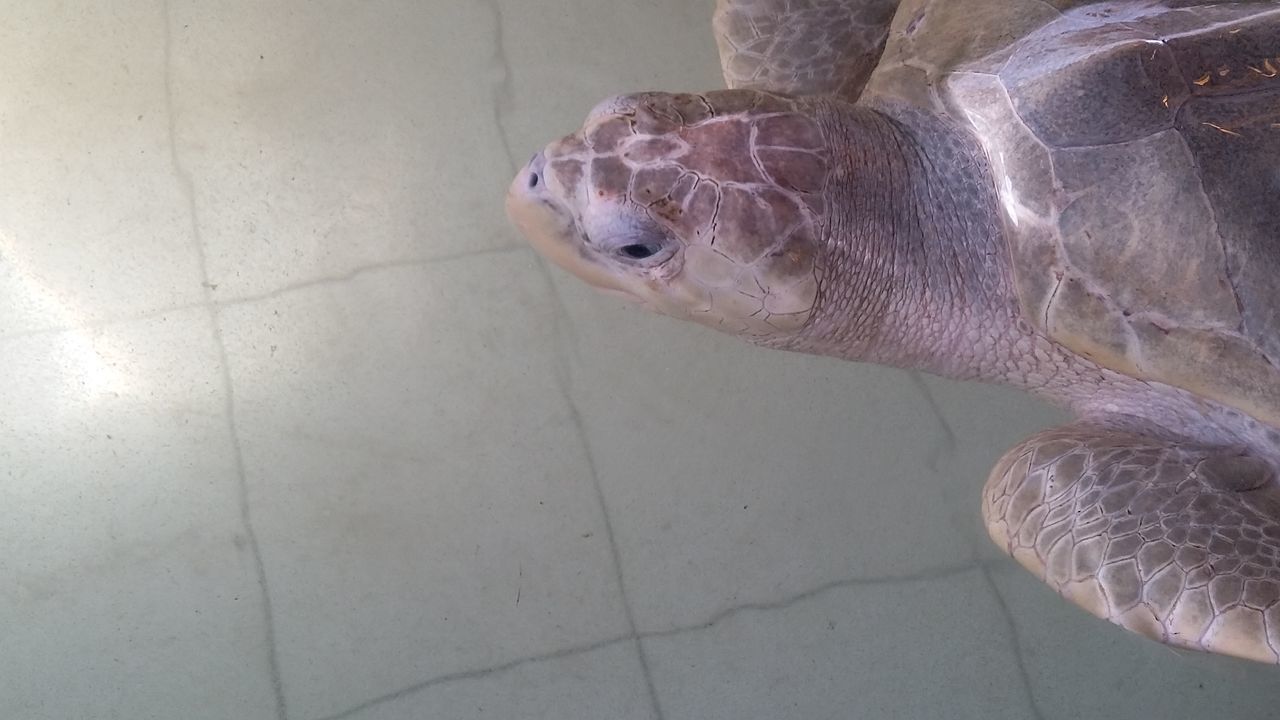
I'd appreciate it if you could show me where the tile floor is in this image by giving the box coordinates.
[2,2,1278,719]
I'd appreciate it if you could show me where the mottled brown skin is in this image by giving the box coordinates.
[506,0,1280,664]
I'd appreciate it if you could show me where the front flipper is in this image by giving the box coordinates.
[983,420,1280,663]
[712,0,900,100]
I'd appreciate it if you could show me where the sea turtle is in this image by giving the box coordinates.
[506,0,1280,663]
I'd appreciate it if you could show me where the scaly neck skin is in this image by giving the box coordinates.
[753,98,1280,459]
[762,98,1031,383]
[754,99,1137,410]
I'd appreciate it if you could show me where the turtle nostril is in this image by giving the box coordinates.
[526,151,547,191]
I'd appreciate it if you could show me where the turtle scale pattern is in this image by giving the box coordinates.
[871,1,1280,428]
[537,90,830,336]
[986,422,1280,663]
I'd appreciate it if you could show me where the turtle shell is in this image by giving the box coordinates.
[870,1,1280,426]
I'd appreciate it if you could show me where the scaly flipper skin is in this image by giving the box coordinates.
[984,420,1280,663]
[713,0,900,100]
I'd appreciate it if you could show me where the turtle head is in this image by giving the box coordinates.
[507,90,830,339]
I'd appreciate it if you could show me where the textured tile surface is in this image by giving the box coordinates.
[0,5,207,337]
[167,0,519,302]
[0,310,277,719]
[217,253,633,719]
[564,304,1012,633]
[643,569,1037,720]
[319,640,656,720]
[4,2,1279,719]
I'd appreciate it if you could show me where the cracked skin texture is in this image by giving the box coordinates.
[507,0,1280,664]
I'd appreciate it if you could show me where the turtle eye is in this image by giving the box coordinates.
[612,235,671,264]
[594,223,673,265]
[620,242,659,259]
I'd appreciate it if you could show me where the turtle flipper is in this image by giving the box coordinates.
[712,0,899,100]
[983,420,1280,663]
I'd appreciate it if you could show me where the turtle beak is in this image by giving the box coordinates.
[506,149,632,296]
[506,151,555,221]
[506,150,573,260]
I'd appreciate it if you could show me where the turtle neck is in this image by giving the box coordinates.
[761,98,1029,384]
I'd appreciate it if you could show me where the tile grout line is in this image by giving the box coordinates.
[912,383,1045,720]
[979,564,1048,720]
[209,309,289,720]
[641,561,982,641]
[163,3,288,719]
[310,560,990,719]
[482,0,667,716]
[0,247,529,347]
[945,497,1046,719]
[311,634,635,720]
[933,430,1045,720]
[904,371,958,473]
[0,300,211,345]
[213,246,525,308]
[959,498,1045,720]
[562,387,666,720]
